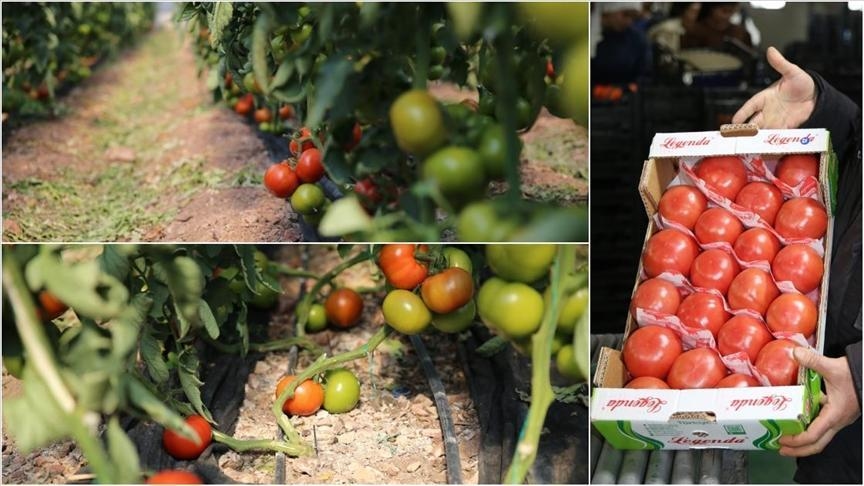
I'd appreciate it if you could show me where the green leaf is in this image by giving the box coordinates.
[322,145,353,183]
[234,245,261,294]
[126,378,196,440]
[306,58,353,128]
[110,294,153,362]
[152,256,205,330]
[198,299,220,340]
[236,302,250,357]
[476,335,509,357]
[252,13,272,94]
[106,416,141,484]
[178,350,213,422]
[2,366,71,453]
[208,2,233,48]
[336,245,358,259]
[318,196,373,237]
[98,245,133,282]
[269,59,294,91]
[507,206,588,242]
[140,329,169,384]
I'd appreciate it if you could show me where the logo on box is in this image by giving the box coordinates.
[604,397,668,413]
[669,436,746,446]
[660,136,713,150]
[765,133,815,146]
[728,394,793,412]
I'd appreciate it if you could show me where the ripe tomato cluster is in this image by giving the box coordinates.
[274,368,361,416]
[626,152,828,390]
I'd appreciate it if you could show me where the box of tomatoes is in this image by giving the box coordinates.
[590,124,838,450]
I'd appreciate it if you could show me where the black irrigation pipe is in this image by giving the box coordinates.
[255,129,345,243]
[409,334,464,485]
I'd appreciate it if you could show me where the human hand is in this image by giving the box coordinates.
[732,46,816,129]
[778,347,861,457]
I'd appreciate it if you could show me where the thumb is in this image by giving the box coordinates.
[793,347,829,375]
[766,46,800,78]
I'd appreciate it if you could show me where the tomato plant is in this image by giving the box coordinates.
[775,154,818,187]
[690,249,740,294]
[774,197,828,240]
[420,267,474,314]
[322,368,360,414]
[275,375,324,416]
[622,326,683,380]
[766,293,818,337]
[754,339,799,386]
[727,268,779,316]
[717,315,774,362]
[324,288,363,328]
[735,181,783,225]
[694,155,748,201]
[771,244,824,294]
[378,244,429,290]
[694,207,743,245]
[666,348,727,389]
[630,278,681,318]
[658,185,707,230]
[382,289,432,335]
[162,415,213,460]
[641,229,699,278]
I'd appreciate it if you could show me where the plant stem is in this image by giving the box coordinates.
[493,31,523,206]
[269,263,320,280]
[213,430,312,456]
[68,411,117,483]
[505,245,571,484]
[204,336,324,356]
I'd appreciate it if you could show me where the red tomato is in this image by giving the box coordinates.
[378,244,429,289]
[766,293,817,337]
[771,244,824,294]
[690,249,740,294]
[727,268,779,316]
[775,154,818,187]
[289,127,317,155]
[642,229,699,278]
[420,267,474,314]
[667,348,728,389]
[275,375,325,416]
[658,185,708,230]
[279,105,295,120]
[625,376,670,389]
[694,156,748,201]
[694,207,743,245]
[734,228,781,263]
[147,470,202,484]
[622,326,683,380]
[254,107,272,124]
[715,373,761,388]
[717,315,774,362]
[234,94,254,116]
[263,162,300,198]
[162,415,212,460]
[355,178,381,206]
[774,197,828,240]
[296,148,325,183]
[734,181,784,225]
[37,291,68,320]
[630,278,681,318]
[676,292,730,337]
[546,58,556,78]
[754,339,799,386]
[345,122,363,151]
[324,288,364,328]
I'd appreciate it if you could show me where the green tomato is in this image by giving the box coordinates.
[486,244,556,283]
[456,201,518,242]
[259,122,272,133]
[243,72,259,93]
[323,368,361,413]
[562,40,589,126]
[556,344,586,382]
[422,146,487,206]
[306,303,327,333]
[517,2,589,45]
[443,247,473,274]
[291,184,326,215]
[544,83,568,119]
[389,90,446,155]
[431,300,476,333]
[430,46,447,65]
[478,92,496,116]
[445,103,473,124]
[428,64,445,81]
[476,278,544,340]
[477,124,521,180]
[298,5,311,17]
[382,290,431,335]
[497,97,537,131]
[249,278,279,309]
[557,287,588,334]
[291,23,313,45]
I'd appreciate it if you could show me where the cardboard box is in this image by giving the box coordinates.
[590,126,838,450]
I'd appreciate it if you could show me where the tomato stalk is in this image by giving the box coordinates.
[212,430,311,457]
[504,246,572,484]
[269,262,320,280]
[2,253,117,483]
[204,335,324,355]
[492,32,523,206]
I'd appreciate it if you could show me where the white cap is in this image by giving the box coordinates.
[599,2,642,14]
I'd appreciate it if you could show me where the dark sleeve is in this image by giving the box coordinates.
[846,340,862,408]
[801,71,861,172]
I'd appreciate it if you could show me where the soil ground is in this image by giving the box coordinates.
[1,245,482,484]
[2,27,587,243]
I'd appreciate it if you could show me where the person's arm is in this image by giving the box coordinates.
[801,71,861,164]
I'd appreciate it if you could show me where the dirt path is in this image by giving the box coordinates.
[1,26,302,242]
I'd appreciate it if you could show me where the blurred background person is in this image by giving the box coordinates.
[648,2,701,54]
[682,2,753,49]
[591,2,652,85]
